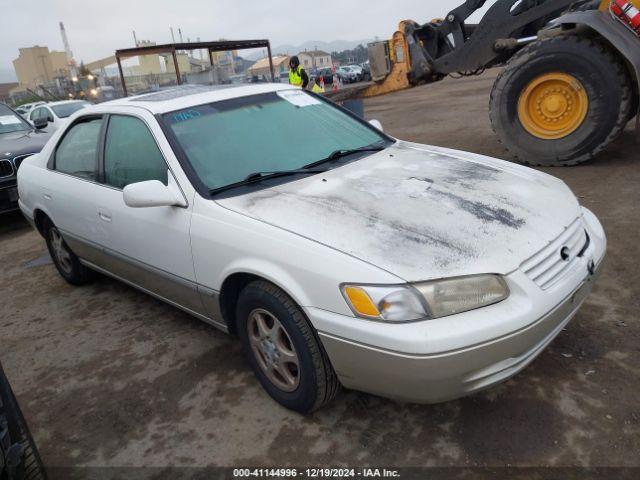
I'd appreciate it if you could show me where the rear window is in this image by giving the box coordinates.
[51,102,90,118]
[54,117,103,180]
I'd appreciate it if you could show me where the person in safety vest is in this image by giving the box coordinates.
[288,56,309,89]
[311,75,325,94]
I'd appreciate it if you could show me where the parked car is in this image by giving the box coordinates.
[28,100,91,133]
[312,68,334,86]
[247,75,269,84]
[18,84,606,413]
[14,101,46,118]
[336,66,358,83]
[360,61,372,81]
[346,64,365,81]
[0,103,51,214]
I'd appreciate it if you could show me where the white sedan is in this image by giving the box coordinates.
[17,84,606,412]
[28,100,90,133]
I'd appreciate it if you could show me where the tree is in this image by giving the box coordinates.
[331,44,368,65]
[78,61,91,76]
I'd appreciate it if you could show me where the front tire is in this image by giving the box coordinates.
[44,220,92,286]
[490,35,633,166]
[237,280,339,413]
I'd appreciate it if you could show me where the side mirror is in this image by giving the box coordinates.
[123,180,185,208]
[33,117,48,129]
[369,119,383,132]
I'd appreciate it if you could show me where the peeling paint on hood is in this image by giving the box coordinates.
[217,141,581,282]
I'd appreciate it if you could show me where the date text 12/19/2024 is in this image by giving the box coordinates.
[233,468,401,478]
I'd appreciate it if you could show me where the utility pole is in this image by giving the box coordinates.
[132,30,138,47]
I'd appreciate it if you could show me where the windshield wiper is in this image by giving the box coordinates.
[243,168,327,182]
[210,168,327,195]
[304,145,386,169]
[209,145,386,196]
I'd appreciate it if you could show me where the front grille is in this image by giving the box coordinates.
[0,185,19,213]
[12,153,34,171]
[521,217,589,290]
[0,159,14,178]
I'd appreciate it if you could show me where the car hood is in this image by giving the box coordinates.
[217,141,582,282]
[0,130,51,158]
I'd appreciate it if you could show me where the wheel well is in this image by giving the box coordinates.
[593,33,639,105]
[564,27,640,114]
[219,272,263,335]
[33,209,51,237]
[588,30,640,119]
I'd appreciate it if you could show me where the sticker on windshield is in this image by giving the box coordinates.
[0,115,22,125]
[171,109,202,123]
[277,90,321,107]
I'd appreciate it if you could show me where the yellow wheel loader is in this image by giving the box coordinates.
[490,0,640,165]
[332,0,640,166]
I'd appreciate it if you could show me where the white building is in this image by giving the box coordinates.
[297,50,332,72]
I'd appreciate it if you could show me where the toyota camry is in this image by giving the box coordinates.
[17,84,606,412]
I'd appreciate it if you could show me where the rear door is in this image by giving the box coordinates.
[92,110,205,315]
[44,115,103,264]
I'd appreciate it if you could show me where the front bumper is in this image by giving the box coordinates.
[309,208,606,403]
[317,264,600,403]
[0,180,19,214]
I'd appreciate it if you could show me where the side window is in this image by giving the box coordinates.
[54,117,103,180]
[45,108,54,122]
[103,115,168,189]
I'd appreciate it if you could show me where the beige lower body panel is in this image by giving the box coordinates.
[319,272,598,404]
[61,230,228,333]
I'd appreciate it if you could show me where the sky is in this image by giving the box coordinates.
[1,0,497,83]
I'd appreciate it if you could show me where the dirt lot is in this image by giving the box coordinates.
[1,71,639,472]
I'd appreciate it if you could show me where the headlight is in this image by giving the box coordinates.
[341,275,509,322]
[413,275,509,319]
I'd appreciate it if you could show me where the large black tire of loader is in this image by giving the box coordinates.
[490,35,633,166]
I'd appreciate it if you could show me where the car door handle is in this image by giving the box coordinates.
[98,209,112,222]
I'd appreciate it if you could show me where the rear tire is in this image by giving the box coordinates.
[43,219,92,286]
[490,35,632,166]
[237,280,339,413]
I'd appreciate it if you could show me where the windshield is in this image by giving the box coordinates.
[163,90,388,191]
[0,104,31,134]
[51,102,89,118]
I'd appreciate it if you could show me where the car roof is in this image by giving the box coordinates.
[45,100,89,107]
[96,83,295,114]
[21,101,45,108]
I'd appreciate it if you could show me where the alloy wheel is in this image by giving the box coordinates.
[247,308,300,392]
[50,228,72,275]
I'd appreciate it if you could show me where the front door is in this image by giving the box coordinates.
[92,113,204,316]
